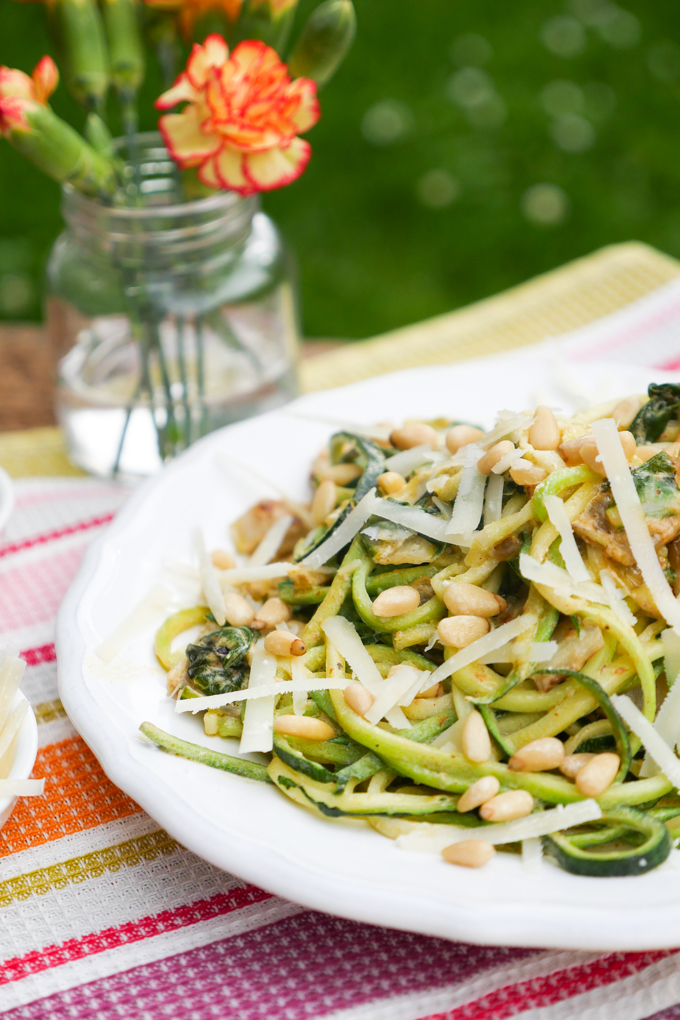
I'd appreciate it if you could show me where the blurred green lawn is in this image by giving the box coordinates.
[1,0,680,339]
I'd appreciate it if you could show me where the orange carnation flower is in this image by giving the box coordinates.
[155,34,319,195]
[0,56,58,134]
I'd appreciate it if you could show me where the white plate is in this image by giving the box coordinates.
[0,692,39,831]
[57,352,680,952]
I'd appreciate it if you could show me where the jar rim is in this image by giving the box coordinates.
[62,132,246,222]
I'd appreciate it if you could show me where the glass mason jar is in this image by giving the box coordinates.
[47,134,300,480]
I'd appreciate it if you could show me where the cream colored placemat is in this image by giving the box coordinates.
[2,241,678,479]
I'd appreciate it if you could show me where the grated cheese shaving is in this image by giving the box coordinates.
[97,583,177,662]
[364,664,429,725]
[291,655,310,715]
[491,447,525,475]
[445,444,486,543]
[248,514,294,568]
[395,799,602,853]
[479,640,558,665]
[522,837,543,874]
[544,494,589,583]
[612,694,680,789]
[600,570,637,627]
[519,553,608,606]
[218,563,291,586]
[482,473,504,527]
[591,418,680,632]
[321,616,410,727]
[0,699,27,767]
[427,615,536,687]
[640,630,680,777]
[301,490,379,569]
[384,444,442,476]
[0,648,25,734]
[177,676,356,713]
[195,529,227,626]
[372,498,450,542]
[478,411,532,450]
[0,778,44,797]
[238,641,278,754]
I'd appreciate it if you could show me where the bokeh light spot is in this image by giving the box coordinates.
[541,79,584,117]
[0,273,34,316]
[541,16,587,58]
[416,170,461,208]
[521,183,570,225]
[361,101,415,146]
[551,113,596,153]
[446,67,495,109]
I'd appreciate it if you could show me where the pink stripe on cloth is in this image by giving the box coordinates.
[421,950,677,1020]
[2,886,272,984]
[0,913,535,1020]
[0,513,114,559]
[0,546,87,632]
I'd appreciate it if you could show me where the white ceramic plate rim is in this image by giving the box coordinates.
[0,466,15,537]
[57,354,680,951]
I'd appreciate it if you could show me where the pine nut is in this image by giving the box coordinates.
[204,710,219,736]
[442,581,506,618]
[575,752,620,796]
[446,424,484,454]
[559,435,588,467]
[211,549,235,570]
[457,775,500,812]
[442,840,495,868]
[390,423,439,450]
[438,615,490,648]
[508,737,565,772]
[478,441,515,475]
[224,592,255,627]
[377,471,406,495]
[372,585,420,617]
[274,715,335,741]
[509,459,547,487]
[612,396,642,429]
[322,463,362,485]
[529,405,561,450]
[344,683,374,716]
[559,752,595,779]
[418,681,444,699]
[479,789,534,823]
[462,709,492,763]
[311,478,337,526]
[581,431,636,477]
[252,597,292,630]
[264,631,306,657]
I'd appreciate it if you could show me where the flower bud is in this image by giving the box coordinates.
[48,0,110,110]
[235,0,299,51]
[288,0,356,87]
[101,0,146,94]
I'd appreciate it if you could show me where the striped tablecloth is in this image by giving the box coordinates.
[5,243,680,1019]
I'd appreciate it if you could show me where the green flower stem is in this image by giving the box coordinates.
[49,0,110,110]
[101,0,145,94]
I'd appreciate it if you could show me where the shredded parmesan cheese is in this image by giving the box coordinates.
[427,615,536,687]
[384,444,442,475]
[372,498,450,542]
[219,563,291,585]
[600,570,637,627]
[482,473,504,527]
[248,514,294,567]
[0,778,44,797]
[591,418,680,632]
[491,447,525,475]
[395,799,602,853]
[519,553,608,606]
[522,837,543,874]
[321,616,410,727]
[238,641,278,754]
[445,444,486,543]
[177,676,355,713]
[291,655,310,715]
[301,490,379,569]
[0,700,27,764]
[0,649,25,733]
[97,583,176,662]
[195,529,227,626]
[364,664,429,725]
[544,494,589,583]
[479,641,558,665]
[612,694,680,788]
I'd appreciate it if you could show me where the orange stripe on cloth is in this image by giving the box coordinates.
[0,830,178,907]
[0,737,141,857]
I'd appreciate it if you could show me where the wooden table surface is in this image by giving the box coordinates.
[0,324,339,433]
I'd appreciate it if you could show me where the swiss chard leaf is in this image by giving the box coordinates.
[186,625,256,697]
[630,383,680,443]
[329,432,386,500]
[630,452,680,519]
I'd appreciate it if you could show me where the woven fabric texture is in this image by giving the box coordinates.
[2,242,680,1019]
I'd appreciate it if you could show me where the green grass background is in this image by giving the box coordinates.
[1,0,679,339]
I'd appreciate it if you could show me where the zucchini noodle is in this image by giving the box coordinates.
[143,384,680,877]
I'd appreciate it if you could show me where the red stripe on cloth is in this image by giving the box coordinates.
[0,513,115,558]
[20,643,56,667]
[421,949,679,1020]
[657,356,680,371]
[1,885,272,983]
